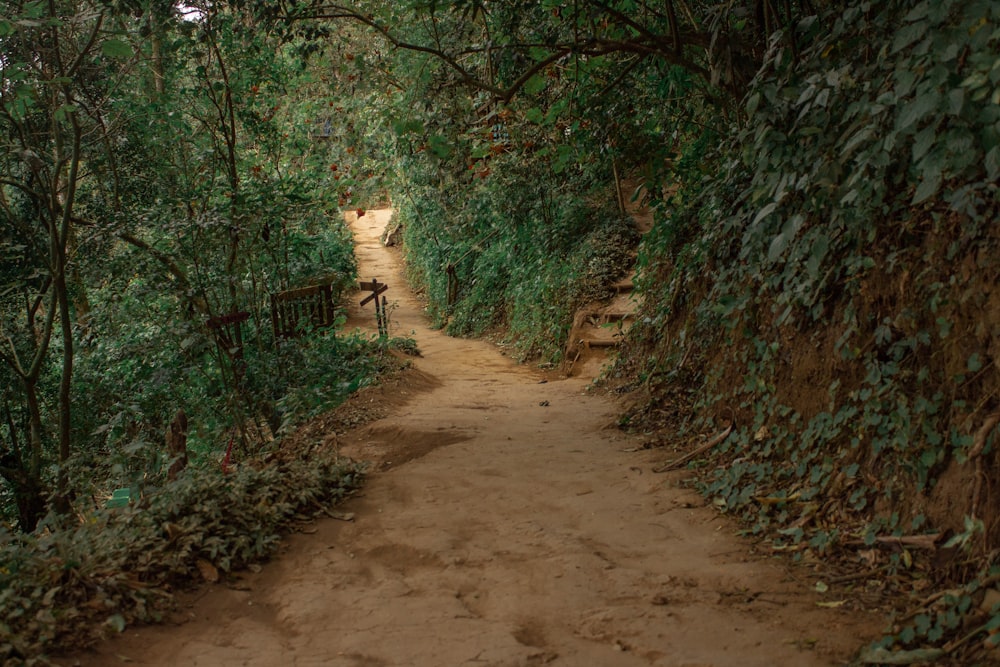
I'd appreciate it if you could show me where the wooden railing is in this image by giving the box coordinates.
[270,283,339,339]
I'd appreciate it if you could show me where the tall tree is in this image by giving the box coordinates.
[0,0,140,527]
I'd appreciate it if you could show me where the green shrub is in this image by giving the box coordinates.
[0,450,363,664]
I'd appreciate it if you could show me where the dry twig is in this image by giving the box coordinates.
[653,424,734,473]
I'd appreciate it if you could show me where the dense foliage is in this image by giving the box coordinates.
[614,0,1000,659]
[2,450,363,664]
[0,0,386,532]
[2,0,999,662]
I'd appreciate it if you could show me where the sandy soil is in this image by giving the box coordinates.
[68,209,880,666]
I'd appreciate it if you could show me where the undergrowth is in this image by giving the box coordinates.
[615,0,1000,662]
[399,177,636,361]
[0,450,363,665]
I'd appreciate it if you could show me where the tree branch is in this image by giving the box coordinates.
[296,3,727,100]
[116,231,194,296]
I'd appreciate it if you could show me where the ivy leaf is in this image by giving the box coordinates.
[896,92,939,134]
[523,75,547,95]
[806,234,829,279]
[101,38,132,59]
[985,146,1000,180]
[912,126,936,162]
[947,88,965,116]
[892,22,926,54]
[967,353,982,373]
[524,107,545,124]
[768,232,789,262]
[911,168,942,204]
[752,202,777,227]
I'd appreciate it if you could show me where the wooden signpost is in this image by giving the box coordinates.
[359,278,389,336]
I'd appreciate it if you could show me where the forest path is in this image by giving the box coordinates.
[71,209,877,667]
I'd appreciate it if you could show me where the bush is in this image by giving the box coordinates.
[0,450,363,665]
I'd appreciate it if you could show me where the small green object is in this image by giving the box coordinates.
[106,488,131,509]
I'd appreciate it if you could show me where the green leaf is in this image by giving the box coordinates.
[392,119,424,136]
[985,146,1000,180]
[0,20,13,36]
[523,75,547,95]
[911,168,942,204]
[752,202,777,227]
[768,232,789,262]
[22,0,45,19]
[101,38,132,59]
[947,88,965,116]
[967,353,982,373]
[551,144,573,174]
[912,126,936,162]
[892,22,926,54]
[53,104,77,122]
[896,92,940,133]
[428,134,451,158]
[524,107,544,124]
[806,234,829,279]
[902,2,931,23]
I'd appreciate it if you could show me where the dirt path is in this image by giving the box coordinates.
[71,210,878,666]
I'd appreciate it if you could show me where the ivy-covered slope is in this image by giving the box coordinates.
[615,0,999,657]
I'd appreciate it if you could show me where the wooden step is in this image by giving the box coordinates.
[579,338,620,349]
[611,280,634,294]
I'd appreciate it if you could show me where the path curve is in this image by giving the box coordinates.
[72,209,877,666]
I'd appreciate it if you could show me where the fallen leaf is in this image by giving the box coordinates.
[105,613,126,633]
[196,559,219,583]
[816,600,847,608]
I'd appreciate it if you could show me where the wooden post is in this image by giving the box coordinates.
[379,295,389,337]
[359,278,390,336]
[612,158,626,217]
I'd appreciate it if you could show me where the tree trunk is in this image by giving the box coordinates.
[2,467,48,532]
[0,402,47,531]
[165,409,189,480]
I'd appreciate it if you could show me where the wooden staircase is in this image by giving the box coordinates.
[564,179,653,378]
[564,273,639,377]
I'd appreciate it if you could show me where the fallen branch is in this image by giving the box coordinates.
[968,410,1000,459]
[969,410,999,521]
[653,424,733,473]
[845,533,942,550]
[313,500,355,522]
[825,567,885,585]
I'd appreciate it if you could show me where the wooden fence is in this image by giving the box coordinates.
[270,283,339,339]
